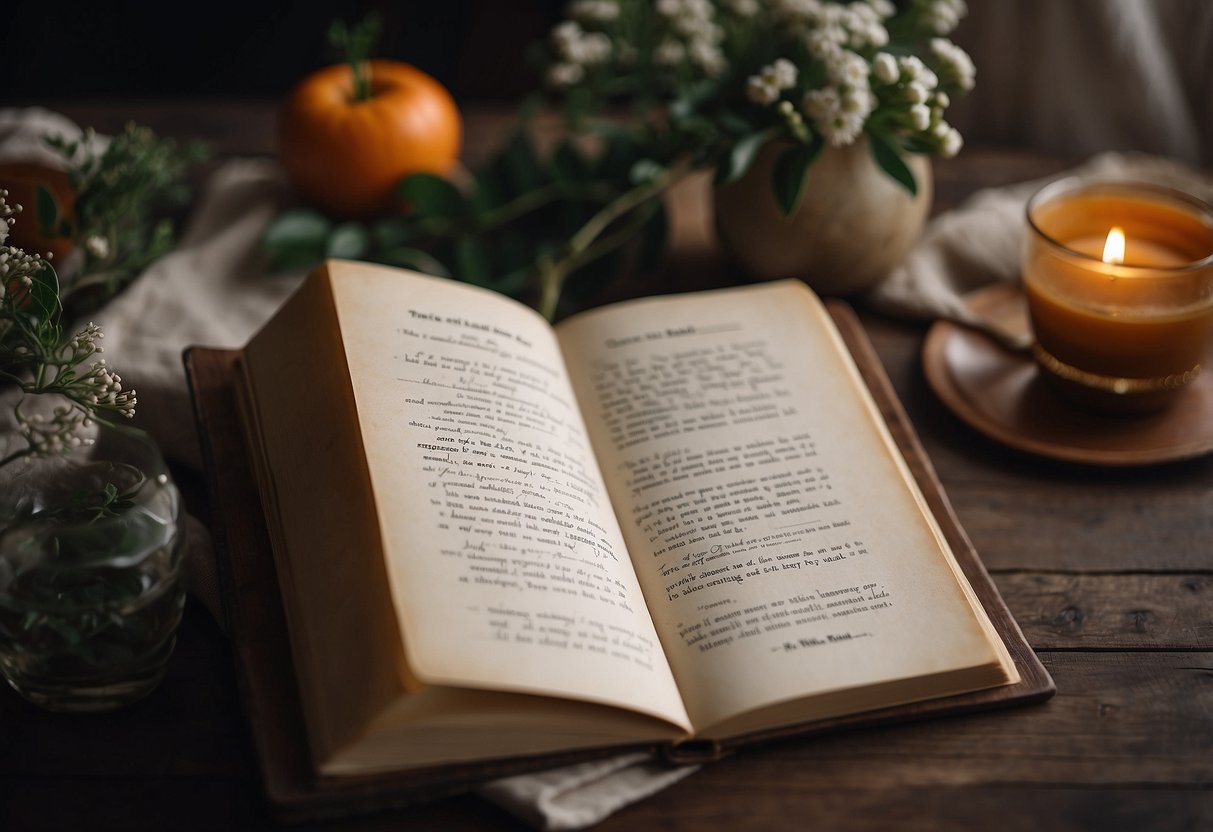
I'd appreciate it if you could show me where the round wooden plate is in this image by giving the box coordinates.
[921,282,1213,466]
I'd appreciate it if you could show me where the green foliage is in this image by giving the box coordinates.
[261,118,682,320]
[772,138,824,217]
[867,130,918,197]
[36,122,209,315]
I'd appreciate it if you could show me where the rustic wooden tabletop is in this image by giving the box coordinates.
[2,100,1209,831]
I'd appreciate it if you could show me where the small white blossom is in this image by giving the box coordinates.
[922,0,968,35]
[78,360,138,418]
[569,0,620,22]
[657,0,682,16]
[871,0,896,17]
[905,81,929,105]
[727,0,760,16]
[689,40,727,76]
[546,62,585,88]
[930,37,976,91]
[84,234,110,259]
[67,322,105,360]
[872,52,898,84]
[17,405,92,458]
[827,50,870,87]
[746,78,781,106]
[909,104,931,131]
[940,126,964,157]
[654,39,686,66]
[770,58,799,89]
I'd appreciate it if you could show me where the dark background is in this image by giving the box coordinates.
[3,1,565,102]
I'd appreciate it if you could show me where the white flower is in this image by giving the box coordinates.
[749,57,799,104]
[79,360,137,418]
[727,0,760,16]
[546,62,585,88]
[841,87,875,117]
[552,21,582,50]
[905,81,929,104]
[826,49,870,88]
[940,126,964,157]
[17,404,92,458]
[872,52,898,84]
[871,0,896,17]
[930,38,976,91]
[654,39,686,65]
[84,234,110,259]
[746,77,781,106]
[689,40,727,76]
[657,0,682,16]
[67,322,105,359]
[769,58,799,89]
[576,32,612,64]
[909,104,931,131]
[923,0,968,34]
[569,0,620,22]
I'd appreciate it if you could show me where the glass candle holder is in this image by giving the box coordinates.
[0,423,185,713]
[1023,178,1213,413]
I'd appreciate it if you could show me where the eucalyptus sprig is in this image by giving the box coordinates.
[34,122,209,314]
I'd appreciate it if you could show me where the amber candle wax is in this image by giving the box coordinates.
[1023,179,1213,407]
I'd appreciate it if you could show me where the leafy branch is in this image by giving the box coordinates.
[34,122,209,316]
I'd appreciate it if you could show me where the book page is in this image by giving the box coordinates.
[326,262,690,731]
[556,280,1008,734]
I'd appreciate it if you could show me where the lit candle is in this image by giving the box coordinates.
[1022,179,1213,412]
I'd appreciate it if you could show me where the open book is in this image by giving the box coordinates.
[224,258,1047,787]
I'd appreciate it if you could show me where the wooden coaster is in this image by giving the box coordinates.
[922,282,1213,466]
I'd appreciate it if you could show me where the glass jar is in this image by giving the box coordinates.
[0,423,185,712]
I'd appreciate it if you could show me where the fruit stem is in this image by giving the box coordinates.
[328,13,381,102]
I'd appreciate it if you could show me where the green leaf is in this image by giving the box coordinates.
[470,166,506,215]
[550,140,591,184]
[492,267,534,298]
[595,132,640,181]
[24,261,61,325]
[376,246,452,279]
[636,201,668,273]
[262,208,331,248]
[399,173,466,220]
[453,238,493,287]
[772,139,823,217]
[35,184,60,236]
[501,131,545,194]
[628,159,665,186]
[371,218,417,250]
[717,128,777,187]
[867,131,917,197]
[326,222,370,260]
[261,208,331,272]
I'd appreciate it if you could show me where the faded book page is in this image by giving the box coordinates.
[326,262,690,732]
[556,280,1007,733]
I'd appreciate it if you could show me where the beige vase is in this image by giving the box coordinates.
[712,138,933,296]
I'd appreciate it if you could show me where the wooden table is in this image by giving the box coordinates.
[3,101,1210,831]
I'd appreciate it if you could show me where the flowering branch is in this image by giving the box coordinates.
[0,189,136,469]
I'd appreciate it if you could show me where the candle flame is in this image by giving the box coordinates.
[1103,226,1126,264]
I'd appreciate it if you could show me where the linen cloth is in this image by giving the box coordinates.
[4,106,1211,830]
